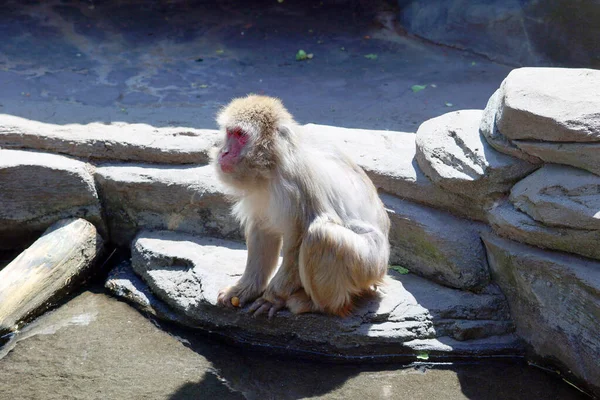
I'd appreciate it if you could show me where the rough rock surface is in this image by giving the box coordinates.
[398,0,600,67]
[483,233,600,396]
[510,165,600,230]
[488,201,600,261]
[479,90,542,164]
[383,194,490,291]
[0,218,104,334]
[303,124,487,221]
[514,140,600,177]
[415,110,537,201]
[0,149,103,250]
[0,115,220,165]
[104,230,520,359]
[94,163,240,246]
[496,68,600,142]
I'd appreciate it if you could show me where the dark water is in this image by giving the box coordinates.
[0,289,589,400]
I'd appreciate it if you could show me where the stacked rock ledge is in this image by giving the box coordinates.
[383,193,491,291]
[510,164,600,231]
[3,66,600,394]
[481,68,600,174]
[0,149,105,250]
[0,114,220,165]
[496,68,600,142]
[488,201,600,261]
[415,109,537,203]
[483,233,600,395]
[105,230,520,360]
[94,163,241,246]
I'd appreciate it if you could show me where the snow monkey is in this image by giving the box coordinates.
[212,95,390,317]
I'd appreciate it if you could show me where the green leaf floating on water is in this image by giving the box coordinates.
[416,352,429,360]
[390,265,410,275]
[364,53,378,60]
[411,84,427,93]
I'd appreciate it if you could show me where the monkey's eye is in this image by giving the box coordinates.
[228,128,246,138]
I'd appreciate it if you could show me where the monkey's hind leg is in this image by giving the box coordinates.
[298,216,388,317]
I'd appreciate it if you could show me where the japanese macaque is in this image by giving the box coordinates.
[212,95,390,317]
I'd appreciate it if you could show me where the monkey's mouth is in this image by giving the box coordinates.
[218,154,236,173]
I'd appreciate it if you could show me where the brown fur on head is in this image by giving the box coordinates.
[216,95,295,135]
[213,95,297,191]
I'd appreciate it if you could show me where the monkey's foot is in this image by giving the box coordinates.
[217,284,261,309]
[248,296,286,319]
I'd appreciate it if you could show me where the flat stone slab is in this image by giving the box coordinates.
[0,218,104,334]
[496,68,600,142]
[480,90,542,164]
[488,201,600,261]
[510,164,600,230]
[383,193,491,291]
[415,109,537,201]
[303,124,487,221]
[105,231,521,360]
[514,140,600,177]
[0,149,104,250]
[94,163,241,246]
[0,114,220,165]
[483,233,600,395]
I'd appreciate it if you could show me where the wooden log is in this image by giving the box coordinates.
[0,218,104,335]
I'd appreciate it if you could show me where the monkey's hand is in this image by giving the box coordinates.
[217,283,262,309]
[248,294,286,319]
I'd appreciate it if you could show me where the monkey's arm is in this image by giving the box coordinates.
[217,221,282,307]
[249,232,303,317]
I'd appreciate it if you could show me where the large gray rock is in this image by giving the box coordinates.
[497,68,600,142]
[488,201,600,261]
[514,140,600,177]
[383,194,490,291]
[0,115,220,165]
[415,109,537,201]
[106,231,520,359]
[480,90,542,164]
[94,163,240,246]
[0,149,104,250]
[303,124,487,221]
[0,219,104,334]
[483,233,600,396]
[510,164,600,230]
[398,0,600,67]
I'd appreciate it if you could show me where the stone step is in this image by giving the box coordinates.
[0,149,104,250]
[94,163,241,246]
[495,68,600,143]
[105,231,521,360]
[0,116,490,222]
[415,109,537,203]
[95,163,492,291]
[510,164,600,231]
[0,114,220,165]
[483,233,600,396]
[480,68,600,174]
[488,201,600,261]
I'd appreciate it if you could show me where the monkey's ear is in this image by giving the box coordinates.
[277,124,294,139]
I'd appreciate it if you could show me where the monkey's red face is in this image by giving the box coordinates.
[218,127,249,173]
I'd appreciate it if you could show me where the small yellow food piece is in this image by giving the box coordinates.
[231,297,240,307]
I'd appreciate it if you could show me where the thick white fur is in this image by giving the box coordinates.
[213,95,390,317]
